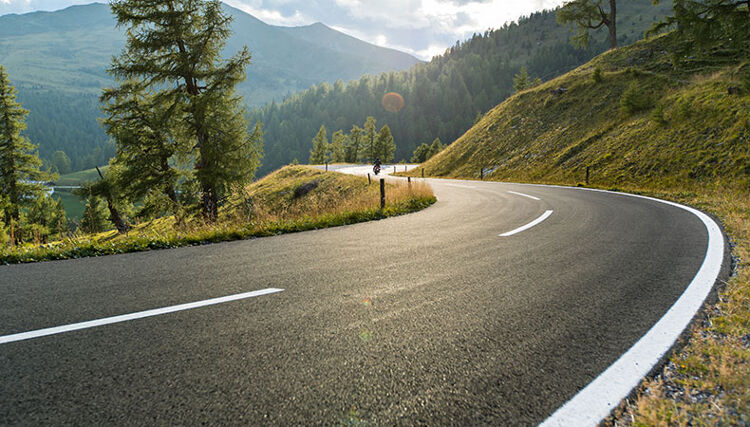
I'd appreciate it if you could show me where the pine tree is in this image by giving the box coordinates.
[330,130,348,163]
[101,81,181,206]
[108,0,262,221]
[376,125,396,162]
[0,66,47,242]
[361,117,378,162]
[513,66,532,92]
[411,143,431,163]
[345,125,363,163]
[309,125,329,164]
[557,0,618,50]
[80,196,110,234]
[427,138,445,159]
[51,151,72,175]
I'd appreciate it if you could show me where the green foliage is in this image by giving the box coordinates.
[376,125,396,162]
[107,0,264,221]
[330,130,348,163]
[411,143,431,163]
[412,33,750,190]
[0,3,418,175]
[309,125,329,164]
[251,0,672,176]
[513,66,532,92]
[345,125,363,163]
[411,138,446,162]
[650,0,750,58]
[557,0,618,49]
[428,138,446,159]
[24,195,67,242]
[620,82,654,114]
[0,65,48,239]
[593,66,604,83]
[80,196,110,234]
[50,150,72,175]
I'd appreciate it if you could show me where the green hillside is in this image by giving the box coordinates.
[0,2,419,171]
[250,0,674,175]
[415,34,749,190]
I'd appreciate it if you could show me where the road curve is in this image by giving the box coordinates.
[0,176,727,425]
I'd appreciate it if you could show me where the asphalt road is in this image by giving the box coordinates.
[0,176,726,425]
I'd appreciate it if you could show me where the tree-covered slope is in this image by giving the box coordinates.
[250,0,674,176]
[413,33,749,189]
[0,2,420,171]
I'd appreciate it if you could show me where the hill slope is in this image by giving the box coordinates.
[415,34,749,190]
[0,2,419,170]
[250,0,674,175]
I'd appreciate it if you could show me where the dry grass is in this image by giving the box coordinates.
[0,166,436,264]
[606,186,749,426]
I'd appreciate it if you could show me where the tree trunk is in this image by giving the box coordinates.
[96,166,129,234]
[609,0,618,49]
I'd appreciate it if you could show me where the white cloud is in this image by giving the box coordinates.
[223,0,311,26]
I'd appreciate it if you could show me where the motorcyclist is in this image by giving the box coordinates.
[373,158,382,175]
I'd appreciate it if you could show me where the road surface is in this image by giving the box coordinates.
[0,174,727,425]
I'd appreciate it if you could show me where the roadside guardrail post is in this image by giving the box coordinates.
[586,166,590,185]
[368,173,371,184]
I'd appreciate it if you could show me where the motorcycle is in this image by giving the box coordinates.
[373,164,381,175]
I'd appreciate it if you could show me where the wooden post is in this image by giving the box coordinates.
[393,166,396,174]
[585,166,590,185]
[480,168,484,180]
[405,165,407,172]
[325,162,328,172]
[408,176,411,184]
[380,179,386,209]
[421,169,425,178]
[367,173,371,185]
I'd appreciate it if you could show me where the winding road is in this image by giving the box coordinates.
[0,169,727,425]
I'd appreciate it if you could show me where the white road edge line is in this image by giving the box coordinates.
[508,190,541,201]
[499,210,554,237]
[534,187,725,427]
[0,288,284,345]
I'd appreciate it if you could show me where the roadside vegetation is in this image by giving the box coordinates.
[0,166,435,264]
[406,1,749,422]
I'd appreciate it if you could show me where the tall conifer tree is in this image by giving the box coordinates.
[0,66,46,241]
[309,125,329,164]
[107,0,262,221]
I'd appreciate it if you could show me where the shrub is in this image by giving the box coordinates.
[593,66,603,83]
[620,82,653,114]
[651,103,668,125]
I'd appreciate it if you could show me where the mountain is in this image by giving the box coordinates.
[0,2,420,170]
[412,32,749,189]
[249,0,675,176]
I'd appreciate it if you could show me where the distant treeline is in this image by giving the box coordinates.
[251,0,672,175]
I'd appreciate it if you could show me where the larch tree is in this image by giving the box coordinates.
[330,130,348,163]
[0,66,47,242]
[345,125,363,163]
[108,0,263,221]
[557,0,618,50]
[309,125,329,164]
[376,125,396,162]
[361,116,378,162]
[101,81,181,207]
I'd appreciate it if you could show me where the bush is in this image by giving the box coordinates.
[593,66,603,83]
[650,103,668,125]
[620,82,653,114]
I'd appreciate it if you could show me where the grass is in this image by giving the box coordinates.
[0,166,435,264]
[55,166,108,186]
[405,32,749,424]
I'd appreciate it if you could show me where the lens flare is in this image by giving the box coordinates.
[381,92,405,113]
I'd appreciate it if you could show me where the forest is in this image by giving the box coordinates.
[251,0,673,175]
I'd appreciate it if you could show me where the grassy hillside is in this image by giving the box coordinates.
[54,166,108,186]
[251,0,674,176]
[408,33,749,424]
[1,166,435,264]
[415,34,749,189]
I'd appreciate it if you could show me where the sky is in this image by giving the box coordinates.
[0,0,567,60]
